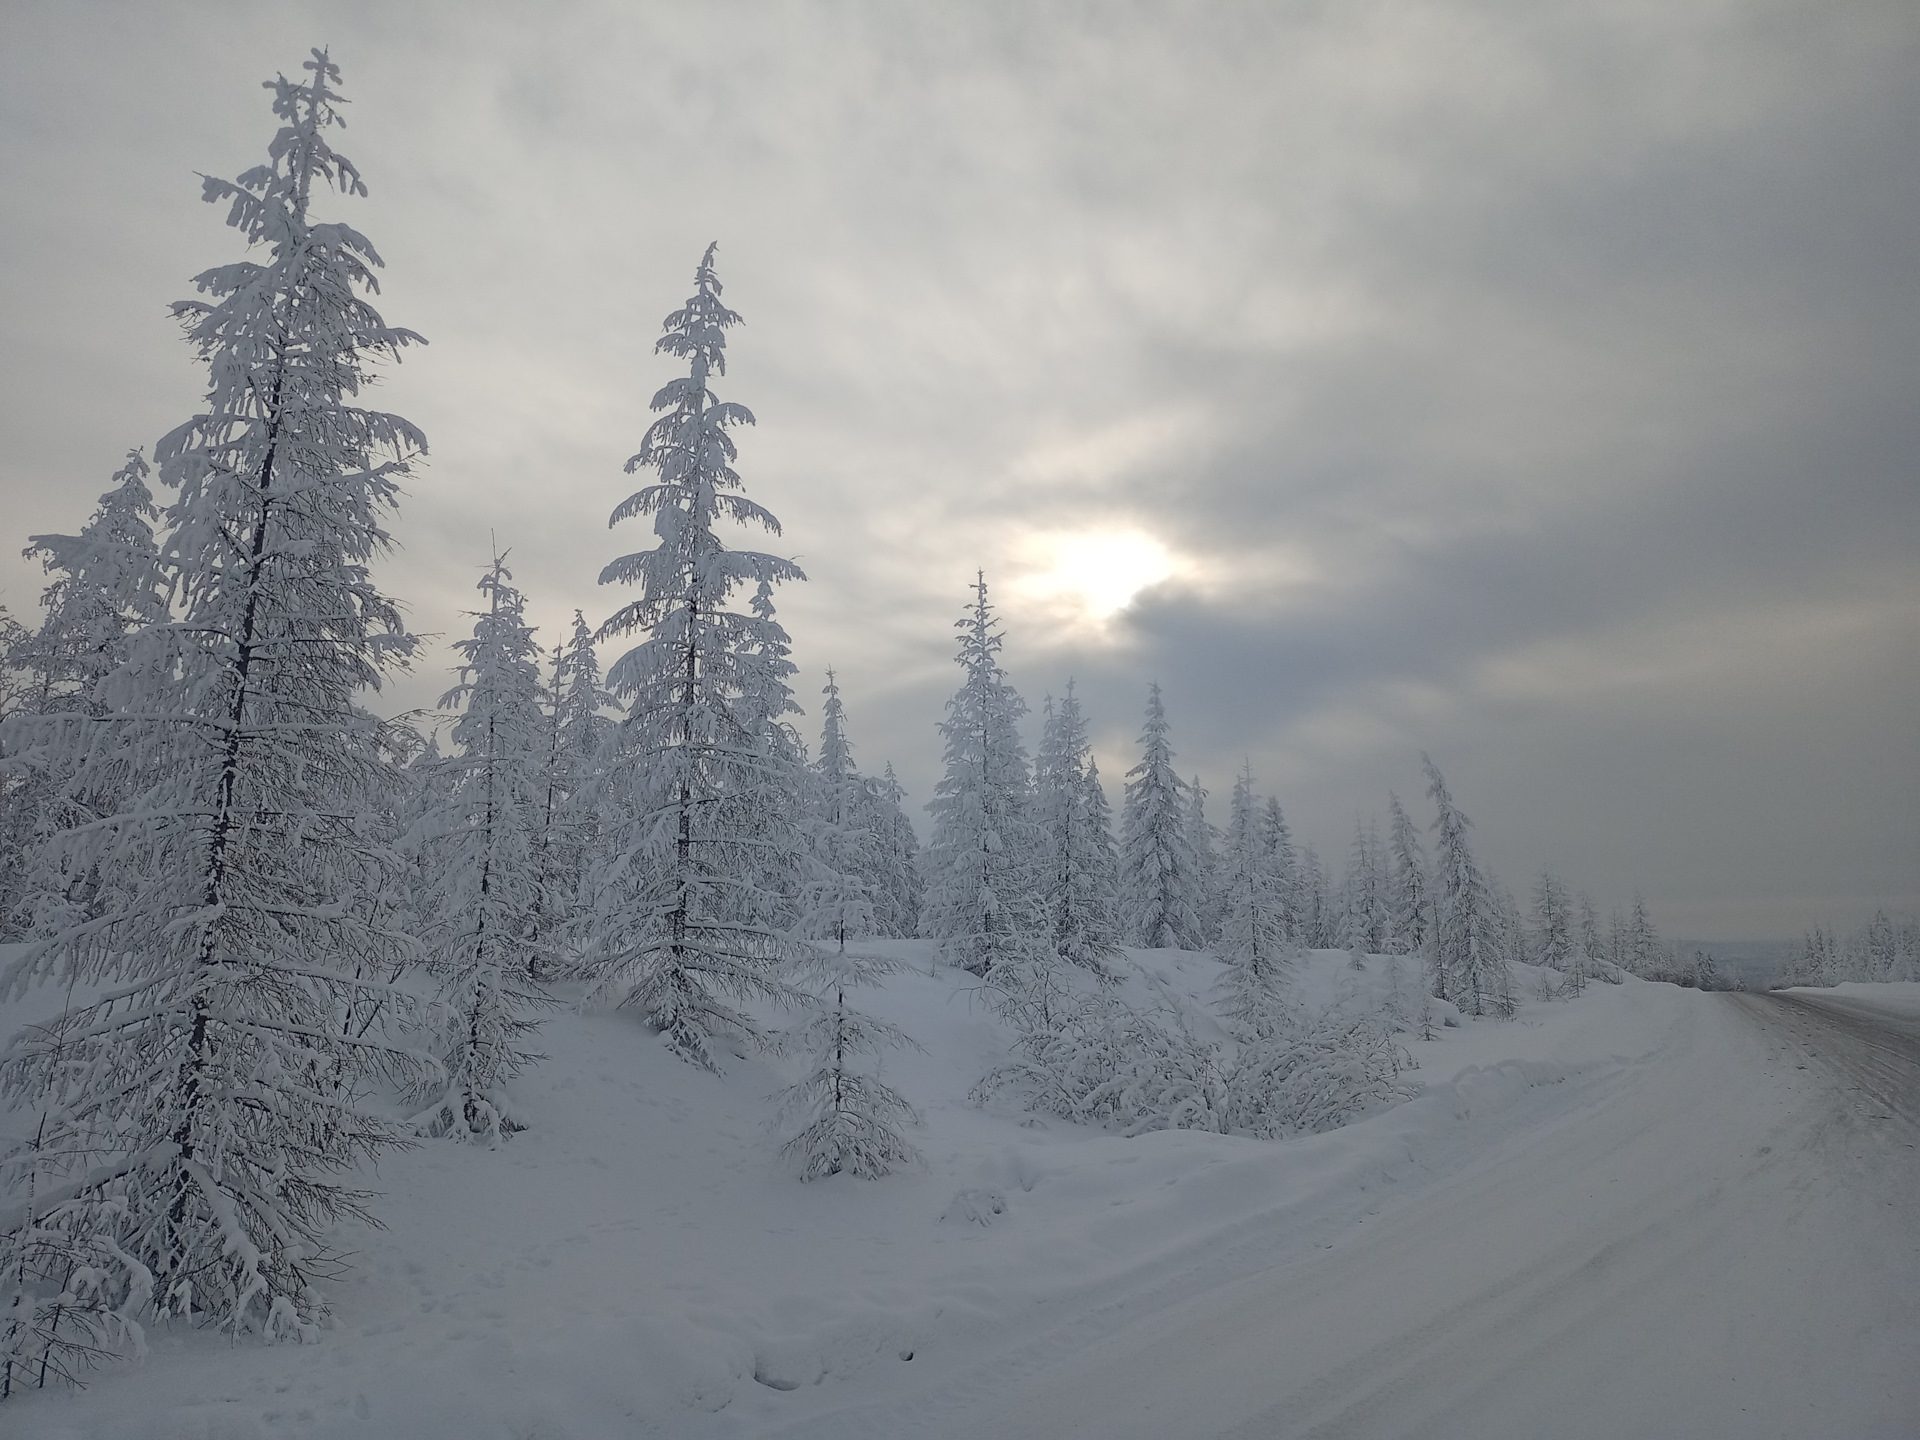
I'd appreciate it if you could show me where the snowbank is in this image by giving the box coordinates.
[1,946,1691,1439]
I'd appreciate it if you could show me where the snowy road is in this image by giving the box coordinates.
[786,990,1920,1440]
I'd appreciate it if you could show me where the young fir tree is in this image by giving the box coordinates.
[1422,754,1507,1014]
[411,559,550,1142]
[1,453,169,938]
[1185,776,1222,944]
[577,243,808,1070]
[1116,684,1202,949]
[1489,879,1520,1006]
[1033,682,1122,977]
[803,669,912,936]
[919,575,1047,981]
[867,761,923,939]
[0,51,432,1368]
[777,948,922,1180]
[1531,871,1573,978]
[1384,790,1430,959]
[1214,764,1293,1038]
[1259,795,1300,946]
[531,611,615,942]
[1574,891,1609,987]
[15,451,167,716]
[1338,818,1387,954]
[1623,894,1661,979]
[806,671,866,862]
[780,718,921,1180]
[1297,844,1332,949]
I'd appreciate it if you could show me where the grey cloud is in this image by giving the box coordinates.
[1,0,1913,937]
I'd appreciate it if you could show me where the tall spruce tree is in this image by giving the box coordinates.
[1258,795,1300,946]
[1623,894,1661,978]
[1422,754,1509,1015]
[533,611,615,940]
[1338,818,1387,954]
[576,243,808,1070]
[1116,684,1202,948]
[1384,791,1430,958]
[1530,871,1573,976]
[1298,844,1332,948]
[1034,682,1122,976]
[919,575,1047,980]
[867,761,923,939]
[0,51,432,1372]
[541,610,614,929]
[1185,776,1223,944]
[411,559,549,1142]
[1574,892,1608,986]
[1215,764,1293,1037]
[802,670,916,941]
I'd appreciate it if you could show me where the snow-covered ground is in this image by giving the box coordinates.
[4,955,1916,1439]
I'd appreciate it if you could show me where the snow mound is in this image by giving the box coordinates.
[0,945,1687,1438]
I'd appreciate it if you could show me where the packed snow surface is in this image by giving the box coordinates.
[3,954,1916,1439]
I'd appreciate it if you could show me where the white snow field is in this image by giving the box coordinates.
[3,954,1916,1440]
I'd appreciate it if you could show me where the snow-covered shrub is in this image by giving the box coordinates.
[974,991,1228,1137]
[1224,1014,1417,1140]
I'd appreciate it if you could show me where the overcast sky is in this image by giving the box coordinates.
[2,1,1914,940]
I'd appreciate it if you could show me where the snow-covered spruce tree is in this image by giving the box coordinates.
[1297,844,1333,948]
[1185,776,1222,944]
[867,761,923,939]
[1337,818,1387,954]
[1490,881,1528,996]
[1605,904,1628,975]
[919,574,1048,983]
[14,451,167,716]
[805,671,925,940]
[1384,790,1430,958]
[577,243,809,1070]
[0,51,433,1363]
[1574,892,1615,985]
[529,610,615,957]
[0,607,29,903]
[1623,894,1661,978]
[1859,910,1896,981]
[411,559,550,1142]
[1033,682,1122,977]
[1422,754,1509,1015]
[1258,795,1300,946]
[1213,764,1294,1038]
[780,747,922,1180]
[1530,871,1573,978]
[804,669,870,884]
[1,453,169,938]
[0,607,27,708]
[776,951,923,1180]
[1116,684,1202,948]
[392,729,454,936]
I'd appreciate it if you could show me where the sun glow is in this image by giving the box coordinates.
[1018,530,1182,630]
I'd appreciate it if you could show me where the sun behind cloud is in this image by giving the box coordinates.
[1013,529,1182,634]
